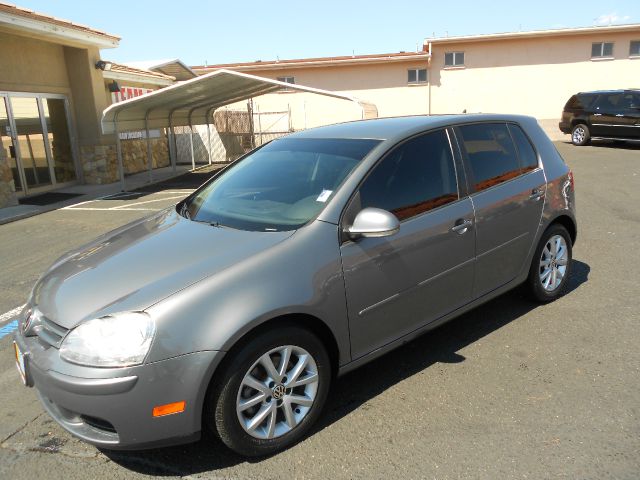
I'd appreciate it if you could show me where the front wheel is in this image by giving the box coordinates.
[571,123,591,146]
[526,224,573,303]
[206,326,331,456]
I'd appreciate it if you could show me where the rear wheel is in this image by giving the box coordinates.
[206,326,331,456]
[571,124,591,146]
[526,224,572,303]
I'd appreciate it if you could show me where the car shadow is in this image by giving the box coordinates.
[102,259,590,475]
[561,140,640,150]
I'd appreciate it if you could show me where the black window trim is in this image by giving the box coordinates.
[339,127,465,243]
[452,121,541,196]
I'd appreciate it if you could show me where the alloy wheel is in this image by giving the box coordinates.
[572,127,585,144]
[539,234,569,291]
[236,345,319,439]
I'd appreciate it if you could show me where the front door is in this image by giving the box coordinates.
[340,129,475,360]
[0,93,77,197]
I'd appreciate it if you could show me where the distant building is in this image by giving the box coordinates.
[194,24,640,139]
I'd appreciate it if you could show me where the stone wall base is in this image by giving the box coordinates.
[79,138,170,185]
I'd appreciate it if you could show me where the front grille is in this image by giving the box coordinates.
[25,308,69,348]
[34,316,68,348]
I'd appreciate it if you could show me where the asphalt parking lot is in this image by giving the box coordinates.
[0,140,638,479]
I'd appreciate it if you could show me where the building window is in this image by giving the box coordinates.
[277,76,295,92]
[444,52,465,67]
[407,68,427,84]
[630,41,640,57]
[591,42,614,58]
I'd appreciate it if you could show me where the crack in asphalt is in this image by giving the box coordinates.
[0,412,45,444]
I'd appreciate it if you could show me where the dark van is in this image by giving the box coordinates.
[559,89,640,145]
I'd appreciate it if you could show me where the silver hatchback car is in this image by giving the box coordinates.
[13,115,576,456]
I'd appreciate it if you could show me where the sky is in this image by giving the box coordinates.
[10,0,640,66]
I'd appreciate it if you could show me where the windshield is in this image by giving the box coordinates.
[183,137,381,231]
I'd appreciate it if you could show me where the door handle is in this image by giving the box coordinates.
[616,114,624,117]
[451,219,472,234]
[594,113,602,116]
[529,188,545,201]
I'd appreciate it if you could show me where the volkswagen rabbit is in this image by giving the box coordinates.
[13,114,576,456]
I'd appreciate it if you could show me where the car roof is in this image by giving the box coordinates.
[577,89,640,96]
[284,114,536,142]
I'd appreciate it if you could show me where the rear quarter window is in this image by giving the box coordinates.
[565,95,582,110]
[508,124,539,172]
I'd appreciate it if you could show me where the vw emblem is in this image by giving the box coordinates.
[272,384,286,400]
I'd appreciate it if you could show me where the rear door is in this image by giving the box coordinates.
[454,122,545,298]
[340,129,475,359]
[618,92,640,138]
[591,93,623,137]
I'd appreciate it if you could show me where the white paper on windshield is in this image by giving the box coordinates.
[316,189,333,202]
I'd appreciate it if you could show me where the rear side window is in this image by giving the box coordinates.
[457,123,520,192]
[359,129,458,221]
[565,95,582,110]
[508,124,538,172]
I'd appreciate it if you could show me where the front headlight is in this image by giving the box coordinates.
[60,312,155,367]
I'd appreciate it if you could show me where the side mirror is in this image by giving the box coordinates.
[347,208,400,239]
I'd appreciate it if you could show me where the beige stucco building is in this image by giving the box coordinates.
[0,3,186,209]
[195,24,640,139]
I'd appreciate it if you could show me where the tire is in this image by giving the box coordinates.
[205,325,331,456]
[571,123,591,146]
[526,224,573,303]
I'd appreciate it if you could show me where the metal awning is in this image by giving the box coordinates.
[101,69,377,134]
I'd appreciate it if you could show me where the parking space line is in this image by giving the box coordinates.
[62,207,159,211]
[0,320,19,340]
[108,195,187,209]
[0,305,25,324]
[0,304,25,339]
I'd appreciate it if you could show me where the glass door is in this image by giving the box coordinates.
[1,93,78,196]
[42,98,77,184]
[0,96,23,193]
[10,96,53,190]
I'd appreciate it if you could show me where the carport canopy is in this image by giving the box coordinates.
[101,69,377,134]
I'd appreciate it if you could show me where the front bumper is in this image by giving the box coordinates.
[14,329,224,450]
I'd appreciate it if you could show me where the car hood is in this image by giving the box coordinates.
[32,208,293,329]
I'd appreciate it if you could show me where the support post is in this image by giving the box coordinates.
[169,110,177,173]
[189,125,195,170]
[115,115,125,191]
[206,122,213,165]
[144,112,153,183]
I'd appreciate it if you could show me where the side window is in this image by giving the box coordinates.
[508,124,538,172]
[457,123,520,192]
[359,130,458,221]
[595,94,621,112]
[619,93,638,111]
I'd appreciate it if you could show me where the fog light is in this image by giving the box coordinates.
[153,401,186,417]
